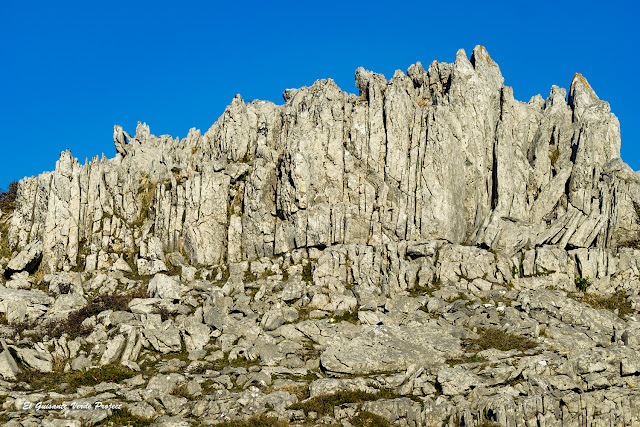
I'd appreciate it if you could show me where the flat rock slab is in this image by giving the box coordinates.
[0,286,53,307]
[320,324,462,374]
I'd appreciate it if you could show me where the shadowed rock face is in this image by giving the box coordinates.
[7,46,637,273]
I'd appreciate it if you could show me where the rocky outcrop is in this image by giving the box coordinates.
[8,46,640,274]
[2,46,640,426]
[0,242,639,425]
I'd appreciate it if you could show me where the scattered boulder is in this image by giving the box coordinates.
[5,241,42,277]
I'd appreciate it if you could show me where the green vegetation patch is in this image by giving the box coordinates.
[446,353,486,366]
[288,389,400,416]
[16,365,136,391]
[581,290,634,319]
[97,407,153,426]
[464,328,537,353]
[0,181,18,213]
[575,276,591,292]
[302,261,313,283]
[332,310,359,324]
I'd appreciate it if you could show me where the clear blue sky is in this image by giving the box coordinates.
[1,0,638,190]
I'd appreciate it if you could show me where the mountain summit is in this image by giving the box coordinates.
[8,46,637,273]
[1,46,640,426]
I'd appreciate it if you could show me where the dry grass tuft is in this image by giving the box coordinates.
[15,365,136,391]
[288,389,400,416]
[350,410,392,427]
[215,415,288,427]
[99,407,154,426]
[464,328,537,353]
[581,291,634,319]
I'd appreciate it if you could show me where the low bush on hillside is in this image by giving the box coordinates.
[575,276,591,292]
[0,181,18,214]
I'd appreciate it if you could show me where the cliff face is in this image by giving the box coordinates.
[8,46,638,273]
[4,46,640,426]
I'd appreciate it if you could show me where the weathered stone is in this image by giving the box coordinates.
[148,274,182,300]
[147,373,186,394]
[3,47,640,427]
[0,347,20,380]
[320,324,462,374]
[100,335,126,365]
[437,366,484,396]
[6,240,43,276]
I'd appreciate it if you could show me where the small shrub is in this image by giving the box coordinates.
[157,306,172,322]
[133,178,157,227]
[43,288,146,339]
[332,310,359,324]
[416,97,429,107]
[575,276,591,292]
[618,239,640,249]
[0,181,18,214]
[277,382,310,401]
[408,284,432,297]
[244,269,258,283]
[171,384,191,398]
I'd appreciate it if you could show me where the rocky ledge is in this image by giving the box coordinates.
[1,46,640,426]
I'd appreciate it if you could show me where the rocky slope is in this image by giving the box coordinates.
[1,46,640,426]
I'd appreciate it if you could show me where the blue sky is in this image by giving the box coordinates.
[1,0,638,190]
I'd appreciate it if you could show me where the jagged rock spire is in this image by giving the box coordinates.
[7,46,637,272]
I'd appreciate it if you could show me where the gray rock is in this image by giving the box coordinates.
[3,47,640,427]
[261,309,285,331]
[6,240,42,275]
[309,378,380,398]
[437,366,483,396]
[148,274,182,300]
[71,355,92,371]
[0,347,20,380]
[320,324,462,374]
[143,323,182,353]
[281,279,303,302]
[8,46,636,279]
[17,345,53,373]
[100,335,126,365]
[147,373,186,394]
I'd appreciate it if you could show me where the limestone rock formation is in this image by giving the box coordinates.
[7,46,639,274]
[1,46,640,426]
